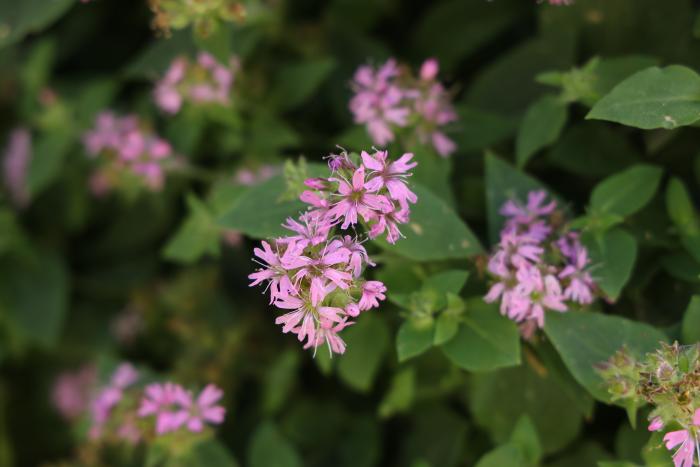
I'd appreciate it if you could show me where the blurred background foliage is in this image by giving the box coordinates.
[1,0,700,466]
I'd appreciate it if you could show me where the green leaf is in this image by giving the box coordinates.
[125,31,197,78]
[27,129,73,199]
[544,311,667,403]
[338,314,389,392]
[185,439,239,467]
[0,0,76,48]
[666,177,700,263]
[441,300,520,372]
[475,445,523,467]
[0,250,69,348]
[516,95,568,168]
[163,194,221,263]
[582,229,637,301]
[661,253,700,282]
[262,351,300,415]
[396,319,434,363]
[217,175,304,238]
[433,308,460,346]
[510,416,542,466]
[451,106,518,152]
[270,58,336,110]
[378,367,415,419]
[682,296,700,344]
[378,184,483,261]
[485,153,554,244]
[249,422,302,467]
[193,25,232,63]
[587,65,700,129]
[589,164,662,218]
[469,363,583,455]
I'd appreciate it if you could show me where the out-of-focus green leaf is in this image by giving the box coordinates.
[516,95,568,168]
[396,318,434,362]
[378,184,483,261]
[661,253,700,282]
[270,58,336,110]
[441,300,520,372]
[125,31,197,78]
[666,177,700,263]
[0,0,76,49]
[582,229,637,301]
[338,314,389,392]
[262,351,300,415]
[249,422,302,467]
[184,439,239,467]
[475,445,523,467]
[682,296,700,344]
[451,106,518,152]
[544,312,667,403]
[163,194,221,263]
[0,250,69,348]
[27,129,73,200]
[378,367,415,418]
[588,66,700,129]
[589,164,662,219]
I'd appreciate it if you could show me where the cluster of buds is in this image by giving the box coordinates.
[249,149,417,355]
[52,363,225,444]
[155,53,239,115]
[349,58,458,157]
[149,0,246,37]
[2,127,31,207]
[83,111,174,194]
[484,190,597,337]
[598,343,700,467]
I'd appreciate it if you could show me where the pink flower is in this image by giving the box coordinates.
[359,281,386,310]
[361,150,417,209]
[179,384,226,432]
[303,319,351,355]
[513,266,567,327]
[664,429,697,467]
[327,166,393,230]
[420,58,439,81]
[501,190,556,227]
[51,365,97,420]
[248,241,296,303]
[138,383,191,434]
[2,128,31,207]
[274,294,345,346]
[89,363,139,439]
[648,417,664,432]
[559,247,595,305]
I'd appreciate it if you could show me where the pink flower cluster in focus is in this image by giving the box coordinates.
[138,383,225,434]
[154,52,239,114]
[649,410,700,467]
[484,190,596,337]
[83,111,173,193]
[2,127,32,207]
[349,58,458,157]
[249,149,417,355]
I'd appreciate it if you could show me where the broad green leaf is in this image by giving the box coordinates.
[378,184,483,261]
[262,351,300,415]
[516,95,568,168]
[0,250,69,348]
[589,164,662,218]
[217,175,304,238]
[441,300,520,372]
[163,194,221,263]
[0,0,76,48]
[544,312,667,403]
[396,319,434,363]
[27,129,73,199]
[583,229,637,301]
[400,406,468,467]
[587,66,700,129]
[249,422,302,467]
[642,432,673,467]
[378,367,415,418]
[338,314,389,392]
[485,153,554,244]
[682,296,700,344]
[475,445,523,467]
[661,253,700,282]
[433,308,460,346]
[270,58,336,110]
[469,363,583,455]
[511,415,542,466]
[185,439,239,467]
[666,177,700,263]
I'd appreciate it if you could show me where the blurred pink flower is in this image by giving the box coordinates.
[51,364,97,420]
[2,128,31,207]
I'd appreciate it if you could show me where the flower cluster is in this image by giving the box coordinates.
[249,149,417,355]
[484,190,597,337]
[2,127,31,207]
[83,111,173,194]
[598,343,700,467]
[52,362,225,443]
[155,52,239,114]
[349,58,458,157]
[149,0,246,36]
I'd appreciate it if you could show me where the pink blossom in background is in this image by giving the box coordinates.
[483,190,597,337]
[89,363,140,440]
[82,111,173,193]
[2,128,32,207]
[138,382,225,434]
[154,52,239,114]
[249,149,417,355]
[349,58,458,157]
[111,306,144,344]
[51,365,97,421]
